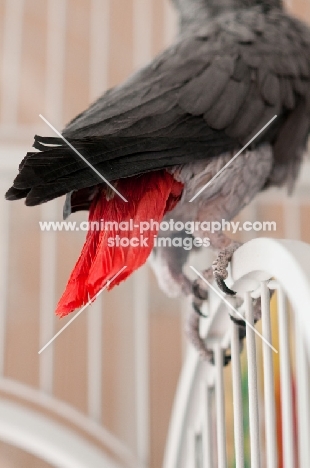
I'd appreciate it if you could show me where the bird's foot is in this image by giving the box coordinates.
[212,242,242,295]
[188,280,273,364]
[188,260,243,359]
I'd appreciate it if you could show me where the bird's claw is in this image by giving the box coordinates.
[210,350,232,366]
[192,298,208,318]
[187,250,244,361]
[212,242,242,295]
[229,314,246,328]
[214,275,236,295]
[229,314,247,342]
[192,278,209,301]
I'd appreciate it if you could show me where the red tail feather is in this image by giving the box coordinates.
[55,170,183,317]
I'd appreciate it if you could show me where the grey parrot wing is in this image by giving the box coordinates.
[6,8,310,206]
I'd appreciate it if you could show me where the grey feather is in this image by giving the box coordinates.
[260,73,280,105]
[178,59,235,115]
[225,82,266,139]
[5,0,310,207]
[203,76,251,128]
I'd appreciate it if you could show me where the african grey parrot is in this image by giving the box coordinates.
[6,0,310,360]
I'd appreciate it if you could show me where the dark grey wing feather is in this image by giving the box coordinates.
[223,82,267,139]
[6,7,310,206]
[178,56,237,115]
[203,74,251,128]
[260,73,281,106]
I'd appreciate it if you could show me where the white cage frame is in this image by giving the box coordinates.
[164,238,310,468]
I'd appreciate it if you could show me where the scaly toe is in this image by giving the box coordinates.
[212,242,242,295]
